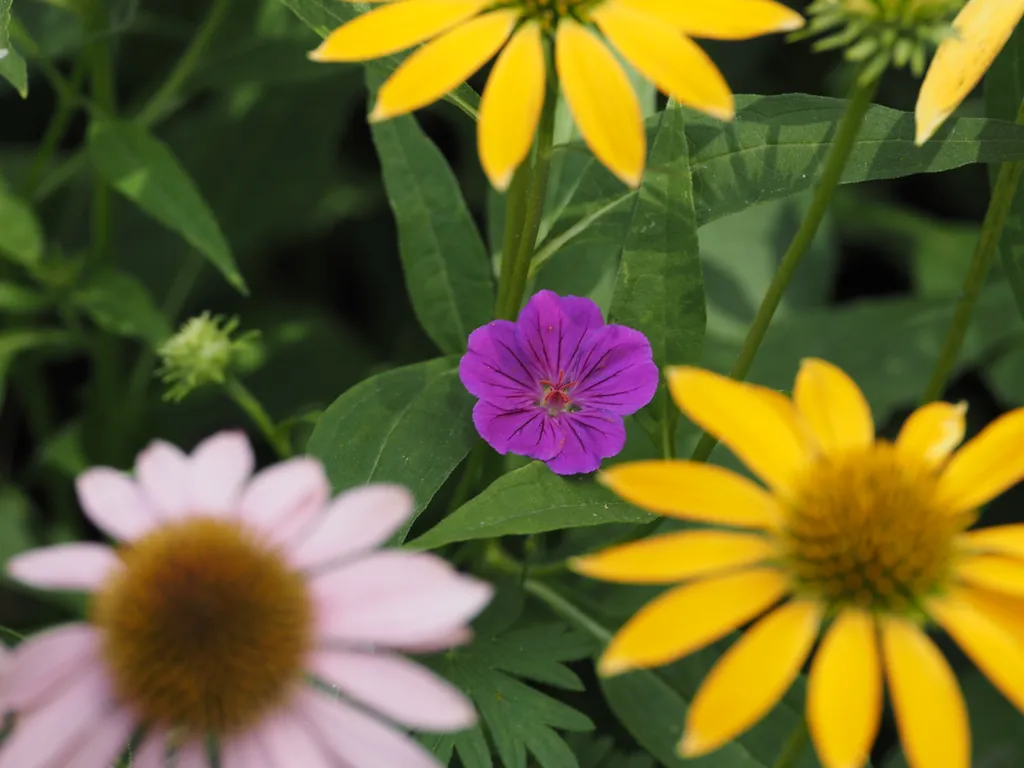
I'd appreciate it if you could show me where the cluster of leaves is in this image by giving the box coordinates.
[5,0,1024,766]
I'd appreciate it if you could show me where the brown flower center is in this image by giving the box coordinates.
[781,442,970,612]
[91,517,313,736]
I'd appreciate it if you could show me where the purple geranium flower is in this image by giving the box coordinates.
[459,290,659,475]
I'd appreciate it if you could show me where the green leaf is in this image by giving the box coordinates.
[306,357,477,541]
[985,23,1024,320]
[539,96,1024,275]
[0,329,74,413]
[72,268,171,348]
[406,462,653,550]
[565,733,656,768]
[0,0,27,97]
[87,119,247,294]
[423,591,595,768]
[273,0,480,119]
[610,105,704,369]
[0,486,34,564]
[0,190,43,268]
[368,70,494,355]
[0,281,48,314]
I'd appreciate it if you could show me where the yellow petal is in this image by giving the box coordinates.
[593,2,733,121]
[598,567,788,676]
[896,401,967,468]
[880,616,969,768]
[478,21,545,191]
[961,523,1024,558]
[807,609,882,768]
[680,600,822,758]
[666,366,813,496]
[937,407,1024,513]
[598,460,783,530]
[555,19,645,187]
[956,554,1024,597]
[931,586,1024,714]
[570,530,774,585]
[309,0,489,63]
[370,10,517,121]
[623,0,804,39]
[915,0,1024,144]
[793,358,874,457]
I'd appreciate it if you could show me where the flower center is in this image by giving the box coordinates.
[539,370,579,416]
[780,442,970,613]
[91,517,313,736]
[517,0,592,27]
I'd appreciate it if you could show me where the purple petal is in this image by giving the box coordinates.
[472,401,563,462]
[569,324,658,415]
[515,291,602,381]
[459,320,540,408]
[545,411,627,475]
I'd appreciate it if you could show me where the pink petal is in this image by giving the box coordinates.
[0,664,111,768]
[258,706,334,768]
[221,731,271,768]
[128,730,168,768]
[189,431,255,515]
[308,649,475,731]
[313,551,493,646]
[392,627,473,654]
[76,468,160,542]
[135,440,192,519]
[0,623,100,710]
[288,484,414,571]
[240,458,329,546]
[6,544,119,593]
[174,740,211,768]
[299,688,443,768]
[61,706,135,768]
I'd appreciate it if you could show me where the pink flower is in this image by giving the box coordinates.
[0,431,492,768]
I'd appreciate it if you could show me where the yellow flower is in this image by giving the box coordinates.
[572,359,1024,768]
[916,0,1024,144]
[309,0,803,190]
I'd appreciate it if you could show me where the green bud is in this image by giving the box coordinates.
[157,312,263,402]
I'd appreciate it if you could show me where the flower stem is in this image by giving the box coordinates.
[920,99,1024,403]
[660,389,677,460]
[771,719,809,768]
[690,73,879,464]
[522,578,611,642]
[86,0,116,263]
[223,377,292,459]
[495,55,559,321]
[22,55,87,198]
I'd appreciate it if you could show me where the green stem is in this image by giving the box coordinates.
[770,720,809,768]
[135,0,232,128]
[496,56,559,321]
[522,578,611,642]
[22,56,88,198]
[690,73,879,464]
[921,99,1024,403]
[660,389,677,460]
[86,0,116,264]
[223,377,292,459]
[484,540,568,578]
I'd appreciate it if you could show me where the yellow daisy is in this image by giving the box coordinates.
[916,0,1024,144]
[572,359,1024,768]
[309,0,804,190]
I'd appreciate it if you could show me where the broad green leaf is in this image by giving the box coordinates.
[0,281,47,313]
[72,269,171,348]
[985,23,1024,320]
[423,590,594,768]
[273,0,480,119]
[368,70,494,355]
[538,96,1024,275]
[610,105,704,369]
[0,329,74,413]
[0,0,27,97]
[87,119,247,294]
[306,357,477,541]
[0,190,42,268]
[406,462,653,550]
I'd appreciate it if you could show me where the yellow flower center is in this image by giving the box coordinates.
[781,442,970,613]
[91,517,313,736]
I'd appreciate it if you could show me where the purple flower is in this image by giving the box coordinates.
[459,290,659,475]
